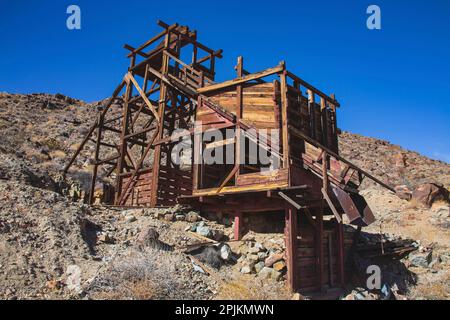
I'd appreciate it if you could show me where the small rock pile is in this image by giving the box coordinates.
[237,241,286,282]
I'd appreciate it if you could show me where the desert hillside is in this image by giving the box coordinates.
[0,93,449,300]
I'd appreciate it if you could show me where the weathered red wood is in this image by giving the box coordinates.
[234,211,243,241]
[336,218,345,286]
[285,204,298,292]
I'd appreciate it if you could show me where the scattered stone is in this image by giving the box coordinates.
[97,232,113,244]
[254,242,265,251]
[273,260,286,272]
[219,244,232,261]
[254,261,265,273]
[258,251,269,261]
[258,267,273,279]
[175,214,185,221]
[265,253,284,267]
[190,223,198,232]
[164,213,174,222]
[409,251,433,268]
[394,185,412,201]
[197,225,212,238]
[240,264,253,274]
[247,254,259,263]
[411,183,449,207]
[271,269,282,281]
[125,215,137,223]
[65,265,82,294]
[186,211,200,223]
[136,227,160,246]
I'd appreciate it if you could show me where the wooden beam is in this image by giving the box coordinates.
[216,165,239,194]
[126,22,178,58]
[322,188,342,223]
[197,64,284,94]
[280,68,290,171]
[286,70,340,107]
[278,191,302,210]
[288,125,396,192]
[89,114,103,204]
[235,56,243,179]
[285,205,298,292]
[126,72,160,122]
[234,211,243,241]
[63,80,126,174]
[315,208,324,291]
[336,218,345,287]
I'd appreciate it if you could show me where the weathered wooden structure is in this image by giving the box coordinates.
[64,21,395,293]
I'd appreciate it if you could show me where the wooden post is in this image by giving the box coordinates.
[308,89,316,140]
[150,32,171,207]
[315,208,324,291]
[89,114,103,205]
[336,218,345,287]
[192,98,202,191]
[330,93,339,154]
[280,65,290,171]
[285,205,298,292]
[234,211,243,241]
[236,56,244,178]
[115,56,135,204]
[320,97,328,147]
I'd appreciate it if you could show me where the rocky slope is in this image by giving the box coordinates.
[0,93,449,300]
[339,131,450,190]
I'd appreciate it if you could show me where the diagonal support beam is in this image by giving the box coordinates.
[322,188,342,223]
[125,72,160,122]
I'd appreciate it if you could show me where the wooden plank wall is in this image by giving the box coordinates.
[156,166,193,206]
[121,169,153,206]
[296,221,352,292]
[206,82,277,129]
[286,85,339,167]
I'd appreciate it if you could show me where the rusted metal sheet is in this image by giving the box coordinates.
[332,186,376,226]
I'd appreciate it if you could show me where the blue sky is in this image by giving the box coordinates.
[0,0,449,163]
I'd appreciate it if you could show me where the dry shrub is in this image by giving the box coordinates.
[407,198,423,210]
[216,278,290,300]
[409,271,450,300]
[217,280,267,300]
[49,150,67,159]
[87,249,195,300]
[42,137,64,150]
[92,280,155,300]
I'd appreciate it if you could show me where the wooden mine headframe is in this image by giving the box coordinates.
[64,20,395,294]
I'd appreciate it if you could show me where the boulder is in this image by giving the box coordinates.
[186,211,200,223]
[125,215,137,223]
[258,267,273,279]
[97,232,113,244]
[164,213,174,222]
[271,269,282,281]
[411,183,449,207]
[254,242,265,252]
[257,251,269,261]
[65,265,82,294]
[240,263,254,274]
[136,227,160,245]
[394,185,412,201]
[409,251,433,268]
[175,214,185,221]
[219,244,232,261]
[254,261,265,273]
[247,253,260,263]
[273,260,286,272]
[265,253,284,267]
[197,225,212,238]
